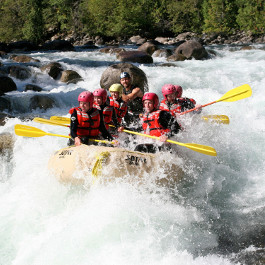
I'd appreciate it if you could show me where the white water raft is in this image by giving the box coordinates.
[48,144,183,186]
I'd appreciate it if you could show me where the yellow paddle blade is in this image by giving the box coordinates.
[15,124,70,138]
[217,84,252,103]
[122,129,217,156]
[33,117,69,127]
[15,124,115,145]
[15,124,46,137]
[166,140,217,156]
[202,115,230,124]
[50,116,70,125]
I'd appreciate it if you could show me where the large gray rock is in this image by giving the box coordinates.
[41,62,63,80]
[174,40,209,60]
[8,65,32,80]
[29,95,56,110]
[11,55,40,63]
[0,76,17,95]
[60,70,82,84]
[100,63,148,93]
[137,42,158,55]
[0,97,11,111]
[117,51,153,64]
[24,84,42,92]
[7,41,38,52]
[40,40,74,51]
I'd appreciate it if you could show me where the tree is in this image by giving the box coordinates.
[166,0,204,34]
[202,0,238,33]
[236,0,265,33]
[23,0,44,43]
[0,0,27,42]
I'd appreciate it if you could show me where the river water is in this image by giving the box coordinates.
[0,44,264,264]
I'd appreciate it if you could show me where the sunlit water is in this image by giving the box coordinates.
[0,44,265,265]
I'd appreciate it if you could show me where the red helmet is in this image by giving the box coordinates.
[93,88,107,103]
[78,91,94,104]
[174,85,183,98]
[142,92,159,109]
[162,84,176,99]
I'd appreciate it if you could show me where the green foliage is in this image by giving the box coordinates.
[202,0,238,33]
[0,0,264,43]
[236,0,265,33]
[22,0,44,43]
[166,0,204,34]
[0,0,27,42]
[81,0,167,37]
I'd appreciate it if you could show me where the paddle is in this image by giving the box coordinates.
[14,124,115,145]
[201,115,229,124]
[50,116,70,124]
[33,117,69,127]
[47,117,216,155]
[50,115,229,125]
[121,128,217,156]
[180,84,252,115]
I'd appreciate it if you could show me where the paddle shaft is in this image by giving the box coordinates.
[180,84,252,115]
[15,124,114,144]
[122,129,217,156]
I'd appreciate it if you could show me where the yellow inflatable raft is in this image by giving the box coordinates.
[48,144,183,186]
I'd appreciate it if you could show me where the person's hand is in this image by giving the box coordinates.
[194,104,202,113]
[74,137,82,146]
[112,139,119,147]
[159,135,168,142]
[118,126,124,132]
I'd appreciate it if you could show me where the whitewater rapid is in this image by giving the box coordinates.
[0,44,264,265]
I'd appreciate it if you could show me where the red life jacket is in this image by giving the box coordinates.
[93,103,114,129]
[69,107,100,137]
[109,97,128,124]
[142,110,170,137]
[159,98,196,116]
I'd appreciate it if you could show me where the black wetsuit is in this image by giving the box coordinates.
[123,85,143,126]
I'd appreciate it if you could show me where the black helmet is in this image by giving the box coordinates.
[120,72,130,79]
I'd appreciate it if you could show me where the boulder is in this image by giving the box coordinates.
[40,40,74,51]
[11,55,40,63]
[117,51,153,64]
[137,41,158,55]
[99,47,125,54]
[8,65,32,80]
[100,63,148,93]
[24,84,42,92]
[167,53,186,62]
[60,70,82,83]
[0,133,14,153]
[174,40,208,60]
[0,76,17,95]
[128,35,147,45]
[0,51,7,58]
[153,49,173,58]
[155,37,169,45]
[7,41,38,52]
[0,97,11,111]
[41,62,63,79]
[0,42,9,53]
[29,95,56,110]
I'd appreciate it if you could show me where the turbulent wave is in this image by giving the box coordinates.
[0,44,264,265]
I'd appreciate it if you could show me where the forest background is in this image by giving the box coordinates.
[0,0,264,44]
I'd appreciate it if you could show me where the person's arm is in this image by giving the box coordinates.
[70,110,83,146]
[159,111,181,135]
[70,110,78,139]
[122,87,143,102]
